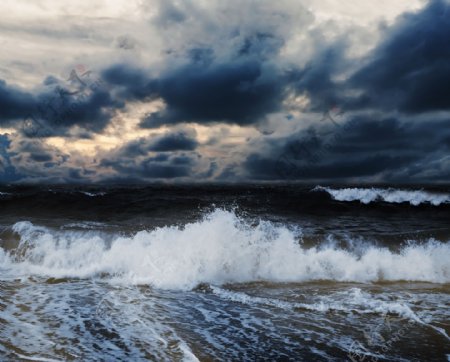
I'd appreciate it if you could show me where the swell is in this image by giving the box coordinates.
[0,210,449,289]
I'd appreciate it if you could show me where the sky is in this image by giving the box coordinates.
[0,0,449,184]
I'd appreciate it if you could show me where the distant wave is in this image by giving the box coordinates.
[314,186,450,206]
[79,191,107,197]
[1,210,449,289]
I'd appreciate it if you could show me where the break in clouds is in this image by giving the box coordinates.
[0,0,449,183]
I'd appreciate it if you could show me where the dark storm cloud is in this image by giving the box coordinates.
[350,0,450,113]
[98,0,450,129]
[246,153,416,180]
[105,58,287,128]
[0,73,119,137]
[0,136,91,183]
[9,138,68,166]
[102,13,290,128]
[83,0,450,129]
[98,131,199,180]
[102,64,154,100]
[270,0,450,115]
[289,44,348,112]
[100,153,194,179]
[0,135,22,182]
[149,132,198,152]
[141,60,284,127]
[0,80,36,122]
[244,116,450,182]
[99,28,340,130]
[29,152,53,162]
[110,131,198,159]
[171,155,196,165]
[34,88,116,133]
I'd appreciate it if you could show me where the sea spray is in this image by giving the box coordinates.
[1,209,449,289]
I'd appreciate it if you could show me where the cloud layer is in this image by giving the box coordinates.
[0,0,448,183]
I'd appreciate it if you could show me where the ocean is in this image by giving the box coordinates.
[0,184,449,361]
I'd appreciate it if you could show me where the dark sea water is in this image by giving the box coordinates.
[0,184,449,361]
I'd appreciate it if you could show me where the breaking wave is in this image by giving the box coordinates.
[1,209,449,289]
[314,186,450,206]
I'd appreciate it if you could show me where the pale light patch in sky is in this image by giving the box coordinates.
[0,128,17,135]
[45,101,165,155]
[0,0,142,20]
[0,0,153,87]
[303,0,425,25]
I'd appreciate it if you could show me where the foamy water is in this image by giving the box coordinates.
[1,210,449,289]
[315,186,450,206]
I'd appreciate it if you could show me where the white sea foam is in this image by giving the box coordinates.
[314,186,450,206]
[211,286,416,318]
[210,286,450,340]
[1,210,449,289]
[79,191,107,197]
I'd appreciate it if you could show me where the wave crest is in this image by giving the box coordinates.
[1,210,449,289]
[314,186,450,206]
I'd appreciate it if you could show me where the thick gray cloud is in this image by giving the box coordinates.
[98,130,200,181]
[104,160,191,179]
[245,116,450,182]
[100,0,310,128]
[0,80,36,122]
[0,135,21,182]
[102,32,290,127]
[100,154,194,180]
[101,1,450,129]
[140,60,286,127]
[3,136,97,183]
[1,71,119,137]
[110,130,198,158]
[149,132,198,152]
[349,0,450,113]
